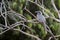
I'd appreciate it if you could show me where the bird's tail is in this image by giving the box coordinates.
[43,23,56,40]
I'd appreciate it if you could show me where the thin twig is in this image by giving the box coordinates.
[0,2,5,18]
[51,0,60,19]
[48,35,60,40]
[0,21,34,35]
[2,0,8,28]
[8,10,27,21]
[0,22,22,34]
[37,0,41,5]
[24,7,37,19]
[13,29,42,40]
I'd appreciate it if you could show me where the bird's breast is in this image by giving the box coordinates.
[37,15,46,23]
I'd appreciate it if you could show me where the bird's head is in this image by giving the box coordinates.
[35,11,42,15]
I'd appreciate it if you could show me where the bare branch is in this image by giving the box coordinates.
[13,29,42,40]
[43,23,56,40]
[2,0,8,28]
[48,35,60,40]
[0,2,5,18]
[8,10,27,21]
[50,17,60,22]
[51,0,60,19]
[24,7,37,19]
[0,21,34,35]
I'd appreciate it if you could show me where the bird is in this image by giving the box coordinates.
[35,11,46,23]
[35,11,56,40]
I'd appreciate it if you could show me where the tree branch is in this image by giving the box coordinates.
[51,0,60,19]
[13,29,42,40]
